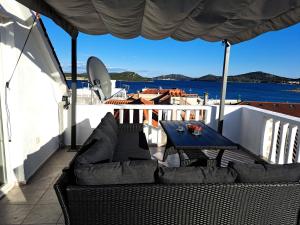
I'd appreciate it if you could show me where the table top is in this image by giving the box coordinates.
[160,121,238,150]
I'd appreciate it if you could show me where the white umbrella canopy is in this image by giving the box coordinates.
[16,0,300,44]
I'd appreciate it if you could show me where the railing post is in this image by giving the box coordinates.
[218,40,231,133]
[139,109,143,123]
[277,123,289,164]
[119,109,124,124]
[70,37,77,150]
[296,131,300,163]
[157,110,163,146]
[195,110,200,121]
[286,125,298,163]
[129,109,133,124]
[269,120,280,163]
[259,118,270,159]
[185,110,191,121]
[176,110,182,121]
[204,107,212,125]
[148,109,153,126]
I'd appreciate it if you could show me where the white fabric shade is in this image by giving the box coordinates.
[16,0,300,44]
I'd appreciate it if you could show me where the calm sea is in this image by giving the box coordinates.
[117,80,300,103]
[68,80,300,103]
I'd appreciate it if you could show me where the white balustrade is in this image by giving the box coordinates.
[66,104,300,164]
[250,107,300,164]
[110,104,211,145]
[110,104,211,123]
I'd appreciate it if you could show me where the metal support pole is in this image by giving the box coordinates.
[71,37,77,150]
[218,40,231,133]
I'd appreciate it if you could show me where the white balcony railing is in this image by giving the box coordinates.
[257,108,300,164]
[65,104,300,164]
[112,104,212,125]
[112,104,212,146]
[67,104,211,146]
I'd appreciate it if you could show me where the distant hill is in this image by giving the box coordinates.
[65,71,299,83]
[65,71,150,81]
[229,71,290,83]
[153,74,191,81]
[193,74,220,81]
[110,71,151,81]
[194,71,295,83]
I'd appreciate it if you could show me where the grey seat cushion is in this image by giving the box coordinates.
[76,139,114,165]
[157,166,237,184]
[228,162,300,183]
[75,160,158,185]
[113,148,151,162]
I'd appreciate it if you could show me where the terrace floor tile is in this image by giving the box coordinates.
[22,203,61,224]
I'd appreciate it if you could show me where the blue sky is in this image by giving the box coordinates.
[42,16,300,78]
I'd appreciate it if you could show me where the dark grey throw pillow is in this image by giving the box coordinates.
[98,112,118,134]
[75,160,158,185]
[157,166,237,184]
[228,162,300,183]
[90,128,117,149]
[75,139,114,165]
[96,113,119,145]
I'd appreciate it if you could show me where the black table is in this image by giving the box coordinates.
[160,121,238,166]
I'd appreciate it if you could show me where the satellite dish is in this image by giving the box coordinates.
[86,56,111,101]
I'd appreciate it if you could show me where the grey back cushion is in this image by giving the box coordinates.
[228,162,300,183]
[90,128,117,150]
[76,138,114,165]
[98,112,118,134]
[75,160,158,185]
[158,166,237,184]
[97,124,118,145]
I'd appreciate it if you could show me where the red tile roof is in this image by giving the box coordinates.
[140,88,190,97]
[105,99,133,104]
[140,89,169,94]
[239,101,300,118]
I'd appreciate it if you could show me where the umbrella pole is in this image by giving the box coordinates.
[71,37,77,150]
[218,40,231,133]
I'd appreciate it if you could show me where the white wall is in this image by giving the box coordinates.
[239,106,300,158]
[64,104,113,145]
[0,0,67,185]
[208,105,243,142]
[201,105,260,153]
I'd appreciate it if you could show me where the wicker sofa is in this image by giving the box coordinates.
[54,113,300,225]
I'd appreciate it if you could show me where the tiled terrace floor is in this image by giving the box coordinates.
[0,148,76,225]
[0,146,256,225]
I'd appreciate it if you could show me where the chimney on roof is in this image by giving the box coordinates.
[204,92,209,105]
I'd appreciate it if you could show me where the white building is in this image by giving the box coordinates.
[0,0,67,193]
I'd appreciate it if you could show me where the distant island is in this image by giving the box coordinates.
[153,74,191,81]
[192,72,300,83]
[288,88,300,93]
[65,71,151,81]
[65,71,300,84]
